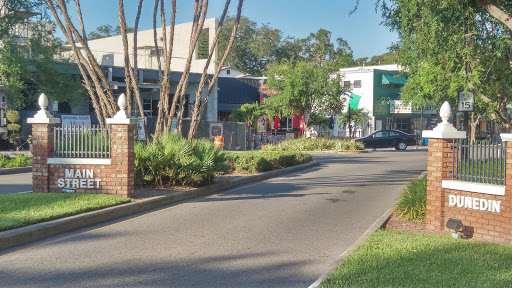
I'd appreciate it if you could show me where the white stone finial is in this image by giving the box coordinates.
[422,100,466,139]
[113,93,130,119]
[439,101,451,124]
[33,93,52,119]
[38,93,48,110]
[118,93,127,112]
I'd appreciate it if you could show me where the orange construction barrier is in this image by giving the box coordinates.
[214,136,224,149]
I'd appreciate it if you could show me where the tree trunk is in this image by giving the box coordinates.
[188,0,244,139]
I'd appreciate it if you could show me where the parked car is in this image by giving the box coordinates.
[354,129,417,150]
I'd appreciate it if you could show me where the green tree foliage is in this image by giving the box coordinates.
[336,108,369,137]
[6,110,20,141]
[197,28,210,59]
[0,2,83,109]
[88,24,134,40]
[229,102,269,127]
[381,0,512,126]
[264,60,348,125]
[218,16,282,76]
[218,17,356,75]
[298,29,355,66]
[367,51,396,65]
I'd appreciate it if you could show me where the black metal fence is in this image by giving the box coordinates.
[452,139,506,185]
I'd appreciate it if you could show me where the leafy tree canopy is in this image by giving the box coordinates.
[218,16,358,76]
[381,0,512,126]
[229,102,270,127]
[88,24,134,40]
[0,1,83,109]
[264,60,348,124]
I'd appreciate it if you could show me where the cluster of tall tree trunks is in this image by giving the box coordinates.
[44,0,243,141]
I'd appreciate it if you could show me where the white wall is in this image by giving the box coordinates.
[70,18,218,74]
[333,64,401,137]
[218,67,246,78]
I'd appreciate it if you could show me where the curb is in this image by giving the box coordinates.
[308,172,426,288]
[0,161,320,252]
[0,166,32,175]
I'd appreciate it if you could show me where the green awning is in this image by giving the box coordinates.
[348,93,361,110]
[382,74,407,85]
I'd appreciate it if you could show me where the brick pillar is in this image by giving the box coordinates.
[109,124,136,198]
[27,93,61,193]
[422,101,466,231]
[502,139,512,244]
[106,93,138,198]
[31,123,55,192]
[425,138,454,230]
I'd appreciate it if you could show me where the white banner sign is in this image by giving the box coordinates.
[61,115,91,129]
[137,117,146,141]
[390,100,412,114]
[257,116,266,133]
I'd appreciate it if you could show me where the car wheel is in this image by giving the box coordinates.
[397,141,407,150]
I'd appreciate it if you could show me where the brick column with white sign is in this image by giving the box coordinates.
[423,102,512,243]
[106,94,138,198]
[501,135,512,244]
[423,102,467,230]
[27,94,61,193]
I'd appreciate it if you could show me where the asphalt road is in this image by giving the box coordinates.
[0,149,427,287]
[0,172,32,194]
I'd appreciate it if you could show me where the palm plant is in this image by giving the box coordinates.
[336,108,369,137]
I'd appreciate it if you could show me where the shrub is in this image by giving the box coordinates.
[395,176,427,220]
[336,140,364,151]
[134,133,230,187]
[0,154,32,168]
[261,137,363,152]
[6,110,21,142]
[0,155,9,168]
[8,154,32,167]
[227,151,312,173]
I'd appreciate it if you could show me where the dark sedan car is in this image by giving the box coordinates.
[355,129,417,150]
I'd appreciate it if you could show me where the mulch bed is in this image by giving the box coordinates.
[384,214,450,237]
[132,172,252,199]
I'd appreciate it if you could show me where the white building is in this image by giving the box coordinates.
[334,64,436,138]
[62,18,220,122]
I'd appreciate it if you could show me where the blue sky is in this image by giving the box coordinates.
[57,0,397,60]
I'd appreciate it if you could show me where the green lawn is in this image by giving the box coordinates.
[0,193,130,232]
[320,230,512,287]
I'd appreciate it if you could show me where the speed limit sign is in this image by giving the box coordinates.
[458,91,474,112]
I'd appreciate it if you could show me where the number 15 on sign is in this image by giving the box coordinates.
[458,91,474,112]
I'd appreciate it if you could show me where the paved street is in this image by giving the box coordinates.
[0,172,32,194]
[0,149,426,287]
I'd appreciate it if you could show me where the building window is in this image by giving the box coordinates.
[149,47,164,57]
[143,99,153,117]
[353,80,362,88]
[227,69,231,75]
[343,81,351,88]
[395,118,409,132]
[197,28,209,59]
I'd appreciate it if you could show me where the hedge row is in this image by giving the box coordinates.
[225,151,313,174]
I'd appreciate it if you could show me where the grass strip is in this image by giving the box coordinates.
[321,230,512,287]
[0,193,130,232]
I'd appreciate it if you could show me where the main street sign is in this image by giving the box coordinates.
[458,91,474,112]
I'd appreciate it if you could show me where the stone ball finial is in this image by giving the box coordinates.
[439,101,451,124]
[117,93,127,113]
[38,93,48,111]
